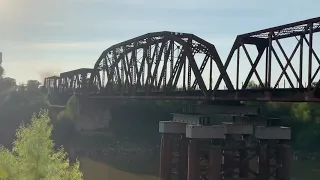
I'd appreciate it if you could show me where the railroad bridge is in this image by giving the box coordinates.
[44,17,320,180]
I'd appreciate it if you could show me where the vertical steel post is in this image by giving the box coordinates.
[299,35,304,88]
[209,57,213,90]
[267,33,272,88]
[236,47,240,90]
[308,23,313,90]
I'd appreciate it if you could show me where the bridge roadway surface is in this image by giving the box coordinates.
[44,17,320,102]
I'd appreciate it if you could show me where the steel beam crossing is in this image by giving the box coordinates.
[43,17,320,102]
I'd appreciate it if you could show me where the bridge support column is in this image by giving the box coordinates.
[255,126,291,180]
[239,136,250,178]
[159,104,293,180]
[187,139,200,180]
[186,125,225,180]
[258,144,269,180]
[178,135,188,180]
[159,121,187,180]
[222,124,254,179]
[159,133,172,180]
[208,146,222,180]
[278,144,292,180]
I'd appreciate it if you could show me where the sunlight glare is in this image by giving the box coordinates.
[0,0,13,16]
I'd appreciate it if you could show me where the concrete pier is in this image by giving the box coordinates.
[159,103,292,180]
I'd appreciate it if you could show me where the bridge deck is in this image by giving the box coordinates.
[71,88,319,102]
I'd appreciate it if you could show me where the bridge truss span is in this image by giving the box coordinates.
[43,68,100,94]
[216,17,320,101]
[44,17,320,102]
[89,31,234,97]
[217,18,320,96]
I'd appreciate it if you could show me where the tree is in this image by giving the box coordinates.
[26,80,41,91]
[0,110,83,180]
[0,77,16,91]
[0,66,4,78]
[17,84,26,92]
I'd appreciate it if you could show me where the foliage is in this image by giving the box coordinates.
[246,81,320,150]
[0,66,4,78]
[57,95,79,121]
[0,77,16,92]
[26,80,41,91]
[0,110,83,180]
[52,115,76,147]
[292,102,311,122]
[246,81,260,88]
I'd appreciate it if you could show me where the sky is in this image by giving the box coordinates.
[0,0,319,87]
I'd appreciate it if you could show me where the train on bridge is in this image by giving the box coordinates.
[43,17,320,102]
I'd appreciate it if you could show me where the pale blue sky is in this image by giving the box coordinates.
[0,0,319,87]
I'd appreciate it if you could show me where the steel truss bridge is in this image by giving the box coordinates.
[44,17,320,102]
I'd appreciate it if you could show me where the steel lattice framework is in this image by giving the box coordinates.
[43,75,60,93]
[89,31,233,97]
[44,17,320,102]
[223,17,320,90]
[44,68,100,93]
[214,17,320,101]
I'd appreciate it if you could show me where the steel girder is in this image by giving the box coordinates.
[59,68,100,93]
[43,75,60,93]
[88,31,234,98]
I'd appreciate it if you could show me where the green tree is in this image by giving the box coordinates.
[291,102,311,122]
[26,80,41,91]
[0,77,16,91]
[58,95,80,121]
[0,110,83,180]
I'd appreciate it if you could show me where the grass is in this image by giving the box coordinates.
[80,157,320,180]
[291,161,320,180]
[80,157,158,180]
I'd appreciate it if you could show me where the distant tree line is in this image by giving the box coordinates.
[245,81,320,150]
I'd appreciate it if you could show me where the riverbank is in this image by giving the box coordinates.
[79,156,320,180]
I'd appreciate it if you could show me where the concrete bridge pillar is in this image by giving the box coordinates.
[186,125,225,180]
[255,126,292,180]
[187,139,199,180]
[178,135,188,180]
[159,133,173,180]
[159,104,292,180]
[278,144,292,180]
[159,121,187,180]
[208,146,222,180]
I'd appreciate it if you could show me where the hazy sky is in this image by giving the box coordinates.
[0,0,319,85]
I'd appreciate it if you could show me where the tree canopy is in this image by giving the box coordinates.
[0,78,16,92]
[0,66,4,78]
[0,109,83,180]
[26,80,41,91]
